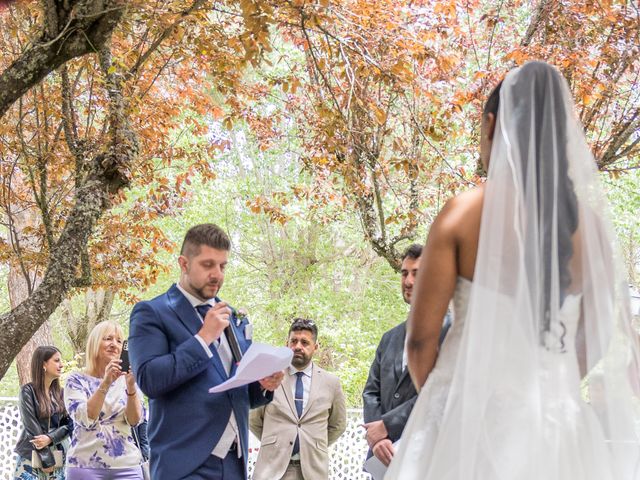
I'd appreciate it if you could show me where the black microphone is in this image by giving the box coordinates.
[225,308,244,364]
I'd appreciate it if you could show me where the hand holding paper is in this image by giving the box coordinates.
[209,342,292,393]
[258,370,284,391]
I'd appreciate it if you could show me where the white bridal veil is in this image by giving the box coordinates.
[392,62,640,479]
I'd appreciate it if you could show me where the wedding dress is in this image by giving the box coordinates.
[384,276,471,479]
[386,281,613,479]
[385,61,640,480]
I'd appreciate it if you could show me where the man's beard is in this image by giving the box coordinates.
[196,285,218,299]
[403,289,412,304]
[189,280,220,301]
[291,353,310,369]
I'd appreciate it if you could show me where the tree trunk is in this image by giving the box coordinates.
[0,2,133,379]
[4,167,53,386]
[9,266,51,386]
[0,151,133,380]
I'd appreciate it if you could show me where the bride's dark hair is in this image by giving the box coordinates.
[484,63,579,345]
[483,80,502,118]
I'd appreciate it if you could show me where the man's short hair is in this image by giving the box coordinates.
[180,224,231,257]
[401,243,422,262]
[288,317,318,342]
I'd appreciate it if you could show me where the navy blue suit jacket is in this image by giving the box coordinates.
[129,284,272,480]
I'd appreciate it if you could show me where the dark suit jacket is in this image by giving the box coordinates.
[363,321,417,454]
[363,317,451,458]
[129,284,272,480]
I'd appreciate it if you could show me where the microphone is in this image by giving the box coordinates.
[225,307,244,364]
[224,325,243,364]
[210,298,243,364]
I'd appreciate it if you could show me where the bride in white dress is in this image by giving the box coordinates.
[385,61,640,480]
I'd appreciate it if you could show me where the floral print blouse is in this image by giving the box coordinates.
[64,372,144,469]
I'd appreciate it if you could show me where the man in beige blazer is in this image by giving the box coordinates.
[250,318,347,480]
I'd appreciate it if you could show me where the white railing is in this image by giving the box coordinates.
[0,398,371,480]
[0,397,21,480]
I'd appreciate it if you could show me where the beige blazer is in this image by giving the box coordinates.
[250,364,347,480]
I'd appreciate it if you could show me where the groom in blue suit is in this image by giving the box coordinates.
[129,224,284,479]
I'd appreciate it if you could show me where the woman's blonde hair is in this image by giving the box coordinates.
[85,320,125,375]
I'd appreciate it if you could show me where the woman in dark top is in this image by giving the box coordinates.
[14,346,72,480]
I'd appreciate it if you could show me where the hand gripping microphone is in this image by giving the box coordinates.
[205,299,243,364]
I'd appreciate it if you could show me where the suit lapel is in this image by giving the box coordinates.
[300,364,320,420]
[393,322,406,383]
[282,371,298,419]
[167,285,228,379]
[396,366,411,390]
[168,284,201,335]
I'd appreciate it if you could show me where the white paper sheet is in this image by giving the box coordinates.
[363,440,401,480]
[208,342,292,393]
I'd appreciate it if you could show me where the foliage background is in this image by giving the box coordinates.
[1,130,638,407]
[0,0,638,407]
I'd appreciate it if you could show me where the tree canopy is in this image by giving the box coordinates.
[0,0,638,382]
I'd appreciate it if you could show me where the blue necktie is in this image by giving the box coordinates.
[292,372,304,455]
[195,304,212,319]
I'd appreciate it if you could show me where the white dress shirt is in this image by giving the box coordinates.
[402,338,408,372]
[289,362,313,460]
[288,363,313,410]
[176,283,240,458]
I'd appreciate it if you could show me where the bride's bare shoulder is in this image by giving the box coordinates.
[448,185,484,208]
[434,186,484,232]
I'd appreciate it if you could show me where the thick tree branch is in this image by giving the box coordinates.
[521,0,551,47]
[0,0,125,119]
[0,120,134,379]
[598,108,640,168]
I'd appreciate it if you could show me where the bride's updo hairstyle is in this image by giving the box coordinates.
[485,62,579,346]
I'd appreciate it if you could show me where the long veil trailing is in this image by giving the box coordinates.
[389,62,640,479]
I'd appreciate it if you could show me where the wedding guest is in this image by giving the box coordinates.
[129,223,283,479]
[14,346,72,480]
[250,318,347,480]
[362,244,450,466]
[64,321,145,479]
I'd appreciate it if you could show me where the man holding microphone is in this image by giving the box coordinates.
[129,223,283,479]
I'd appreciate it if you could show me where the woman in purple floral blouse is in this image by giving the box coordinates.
[64,321,145,480]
